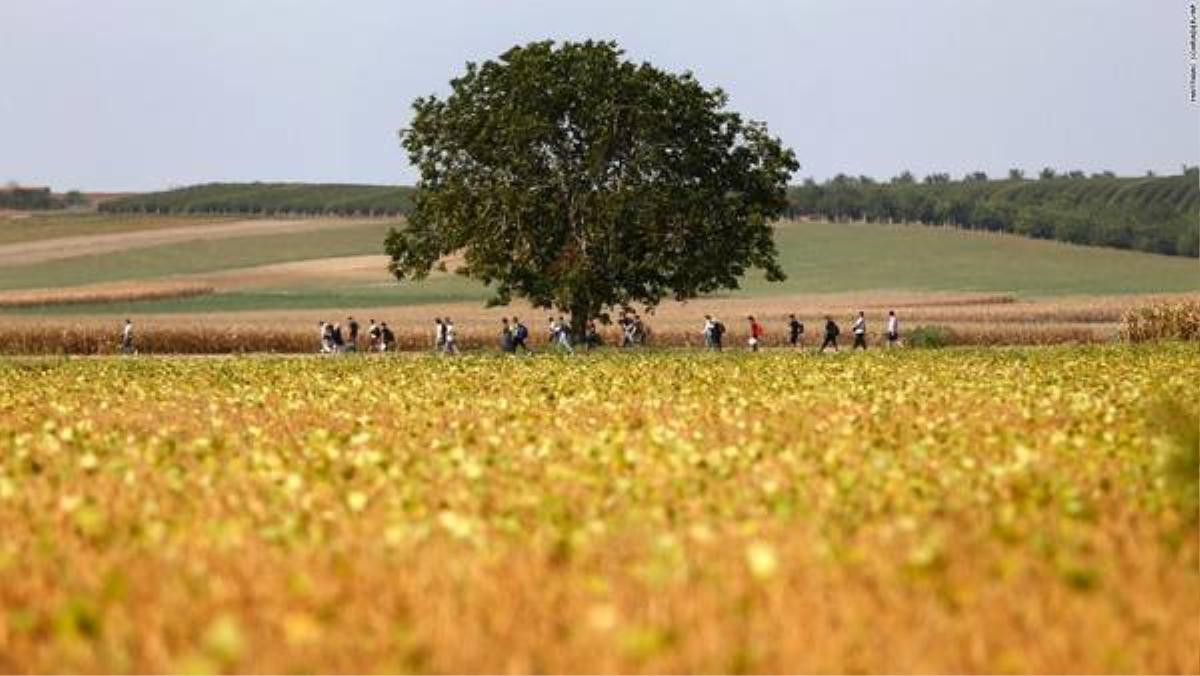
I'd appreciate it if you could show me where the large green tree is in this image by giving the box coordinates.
[386,40,797,336]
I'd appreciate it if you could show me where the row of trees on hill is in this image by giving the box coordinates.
[787,168,1199,257]
[99,183,414,217]
[97,172,1198,258]
[0,184,86,210]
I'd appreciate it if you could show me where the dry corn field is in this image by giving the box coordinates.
[0,345,1197,673]
[3,293,1197,354]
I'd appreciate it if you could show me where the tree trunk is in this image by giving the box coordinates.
[569,299,591,343]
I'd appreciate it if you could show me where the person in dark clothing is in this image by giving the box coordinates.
[820,315,840,352]
[500,318,516,353]
[346,316,360,352]
[380,322,396,352]
[331,323,346,352]
[511,317,532,353]
[788,314,804,347]
[584,320,602,350]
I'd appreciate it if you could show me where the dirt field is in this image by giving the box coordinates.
[0,218,383,266]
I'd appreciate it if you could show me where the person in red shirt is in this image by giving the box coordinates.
[747,315,765,352]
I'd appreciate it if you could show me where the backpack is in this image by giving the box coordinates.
[515,323,528,341]
[713,321,725,337]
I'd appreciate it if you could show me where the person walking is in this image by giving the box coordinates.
[820,315,840,352]
[367,319,381,352]
[618,313,634,347]
[703,315,716,350]
[710,316,725,351]
[852,311,867,350]
[331,323,346,353]
[747,315,765,352]
[511,316,532,354]
[380,322,396,352]
[444,317,459,355]
[319,321,333,353]
[433,318,446,353]
[788,314,804,347]
[549,316,574,354]
[346,316,360,352]
[584,320,601,350]
[121,319,135,355]
[886,310,901,348]
[559,316,575,353]
[500,318,515,353]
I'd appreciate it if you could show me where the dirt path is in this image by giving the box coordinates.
[0,218,383,266]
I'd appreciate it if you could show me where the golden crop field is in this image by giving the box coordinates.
[0,346,1196,673]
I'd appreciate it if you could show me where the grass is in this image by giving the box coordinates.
[0,219,1196,316]
[735,222,1200,296]
[0,213,239,246]
[0,222,395,291]
[0,346,1195,672]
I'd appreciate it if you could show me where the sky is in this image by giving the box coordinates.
[1,0,1196,191]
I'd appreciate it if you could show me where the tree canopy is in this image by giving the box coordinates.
[385,40,797,334]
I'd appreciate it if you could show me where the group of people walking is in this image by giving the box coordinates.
[704,310,901,352]
[320,317,396,353]
[118,310,902,356]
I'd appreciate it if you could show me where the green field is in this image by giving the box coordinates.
[0,217,1196,317]
[751,222,1200,296]
[0,222,395,292]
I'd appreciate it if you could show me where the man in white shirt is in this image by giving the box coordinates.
[121,319,134,355]
[702,315,716,349]
[852,311,867,350]
[886,310,900,348]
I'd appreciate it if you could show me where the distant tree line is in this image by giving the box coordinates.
[0,184,86,210]
[786,168,1199,257]
[100,171,1199,257]
[99,182,415,217]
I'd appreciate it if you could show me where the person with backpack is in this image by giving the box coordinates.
[747,315,765,352]
[331,323,346,353]
[886,310,901,348]
[380,322,396,352]
[511,316,532,353]
[121,319,135,355]
[549,316,573,354]
[444,317,459,355]
[821,315,840,352]
[500,318,515,353]
[367,319,381,351]
[788,314,804,347]
[852,311,867,350]
[346,316,360,352]
[618,313,633,347]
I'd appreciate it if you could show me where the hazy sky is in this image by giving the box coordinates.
[2,0,1196,191]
